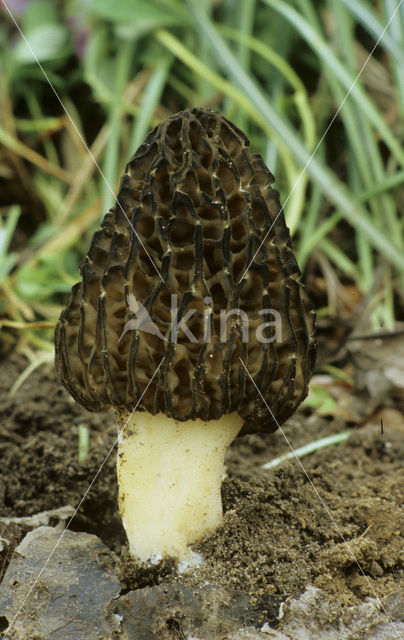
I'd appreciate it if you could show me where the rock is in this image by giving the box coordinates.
[1,528,402,640]
[115,583,281,640]
[0,505,75,529]
[0,526,121,640]
[277,585,404,640]
[228,587,404,640]
[229,625,290,639]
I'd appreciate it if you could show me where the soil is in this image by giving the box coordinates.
[0,349,403,621]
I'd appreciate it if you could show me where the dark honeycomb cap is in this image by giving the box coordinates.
[55,107,316,435]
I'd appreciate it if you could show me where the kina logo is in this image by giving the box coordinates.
[118,294,164,343]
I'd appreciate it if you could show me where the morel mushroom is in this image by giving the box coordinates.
[55,108,316,565]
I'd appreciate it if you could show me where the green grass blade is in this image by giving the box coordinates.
[78,424,90,464]
[262,431,352,470]
[262,0,404,167]
[384,0,404,113]
[232,0,256,130]
[196,0,214,101]
[9,353,53,397]
[299,169,404,267]
[0,206,20,265]
[330,0,401,251]
[182,1,404,272]
[102,41,134,211]
[218,24,316,149]
[320,238,360,280]
[339,0,404,66]
[130,54,172,153]
[155,29,264,124]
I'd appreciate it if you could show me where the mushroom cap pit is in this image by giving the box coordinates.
[55,107,316,435]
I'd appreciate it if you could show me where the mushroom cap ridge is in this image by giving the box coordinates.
[55,107,316,435]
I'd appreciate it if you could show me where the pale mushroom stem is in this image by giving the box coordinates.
[116,411,243,566]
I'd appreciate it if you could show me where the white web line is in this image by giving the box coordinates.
[238,0,404,283]
[239,357,403,640]
[2,0,164,282]
[3,359,164,639]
